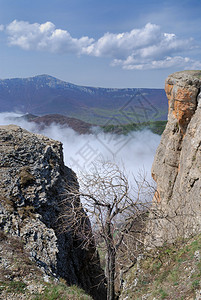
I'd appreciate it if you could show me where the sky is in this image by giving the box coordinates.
[0,0,201,88]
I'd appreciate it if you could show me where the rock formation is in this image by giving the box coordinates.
[0,125,106,299]
[147,71,201,246]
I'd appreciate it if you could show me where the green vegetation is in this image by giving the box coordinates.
[0,281,27,294]
[103,120,167,135]
[0,280,92,300]
[33,283,92,300]
[69,107,167,127]
[121,233,201,299]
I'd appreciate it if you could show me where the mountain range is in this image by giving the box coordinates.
[0,75,168,125]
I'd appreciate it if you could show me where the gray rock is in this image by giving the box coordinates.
[146,71,201,246]
[0,125,106,300]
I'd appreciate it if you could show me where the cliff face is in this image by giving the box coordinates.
[0,125,106,299]
[147,71,201,246]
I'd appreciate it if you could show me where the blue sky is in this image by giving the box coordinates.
[0,0,201,88]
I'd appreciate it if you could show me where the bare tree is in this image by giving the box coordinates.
[60,161,155,300]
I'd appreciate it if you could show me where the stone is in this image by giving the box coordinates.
[146,71,201,246]
[0,125,106,300]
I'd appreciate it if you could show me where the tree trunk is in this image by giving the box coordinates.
[104,206,116,300]
[107,249,116,300]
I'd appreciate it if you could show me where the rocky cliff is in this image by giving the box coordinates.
[147,70,201,246]
[0,125,106,299]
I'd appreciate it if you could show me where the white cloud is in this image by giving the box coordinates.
[84,23,161,59]
[6,20,94,54]
[112,56,201,70]
[3,20,200,70]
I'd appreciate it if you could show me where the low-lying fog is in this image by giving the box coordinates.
[0,112,161,189]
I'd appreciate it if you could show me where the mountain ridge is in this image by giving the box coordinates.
[0,74,168,125]
[0,74,164,91]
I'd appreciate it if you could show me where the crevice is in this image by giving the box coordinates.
[190,178,199,188]
[195,87,201,111]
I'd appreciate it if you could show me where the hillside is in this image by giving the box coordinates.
[0,75,168,125]
[27,113,93,134]
[120,233,201,299]
[0,230,93,300]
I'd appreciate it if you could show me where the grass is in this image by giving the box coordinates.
[0,281,92,300]
[7,281,27,294]
[0,281,27,294]
[159,288,168,299]
[192,280,200,290]
[120,233,201,299]
[33,283,92,300]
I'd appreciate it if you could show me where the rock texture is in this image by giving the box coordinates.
[147,71,201,246]
[0,125,106,299]
[0,230,93,299]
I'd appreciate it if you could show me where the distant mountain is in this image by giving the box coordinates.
[13,113,93,134]
[0,75,168,125]
[32,114,93,134]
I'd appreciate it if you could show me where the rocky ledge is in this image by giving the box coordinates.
[146,71,201,246]
[0,125,106,299]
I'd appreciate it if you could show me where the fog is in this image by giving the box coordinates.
[0,112,160,187]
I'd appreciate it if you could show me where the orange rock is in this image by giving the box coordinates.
[165,83,173,113]
[165,83,198,133]
[153,190,161,203]
[176,88,193,101]
[165,83,173,99]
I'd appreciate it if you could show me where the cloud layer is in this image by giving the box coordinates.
[0,112,160,186]
[2,20,201,70]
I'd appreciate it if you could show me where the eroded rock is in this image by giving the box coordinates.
[146,71,201,246]
[0,125,106,300]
